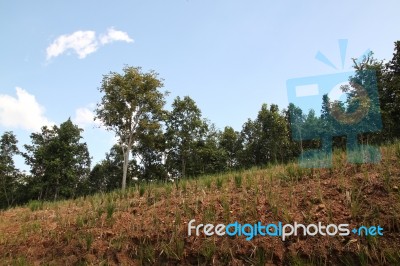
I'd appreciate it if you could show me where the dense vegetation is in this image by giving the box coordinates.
[1,41,400,209]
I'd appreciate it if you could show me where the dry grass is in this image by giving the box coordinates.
[0,143,400,265]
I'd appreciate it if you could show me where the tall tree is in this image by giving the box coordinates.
[286,103,305,158]
[134,118,167,181]
[165,96,207,178]
[238,118,259,167]
[24,119,91,200]
[348,52,384,145]
[95,66,167,190]
[219,126,241,169]
[195,123,226,175]
[382,41,400,140]
[255,104,274,164]
[0,132,20,208]
[239,104,291,167]
[257,104,290,164]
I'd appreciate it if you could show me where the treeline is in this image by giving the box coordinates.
[1,41,400,209]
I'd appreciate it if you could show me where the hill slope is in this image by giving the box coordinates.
[1,144,400,265]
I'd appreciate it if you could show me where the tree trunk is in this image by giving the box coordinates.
[182,157,186,179]
[122,148,130,191]
[299,130,303,161]
[180,148,187,179]
[2,181,10,207]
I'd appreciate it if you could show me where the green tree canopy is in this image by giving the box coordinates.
[23,119,91,201]
[95,66,167,190]
[0,131,20,208]
[165,96,207,178]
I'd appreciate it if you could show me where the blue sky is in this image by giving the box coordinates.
[1,0,400,171]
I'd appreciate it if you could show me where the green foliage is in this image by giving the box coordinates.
[234,174,242,188]
[134,116,167,182]
[27,200,43,211]
[95,66,167,190]
[106,199,116,220]
[238,104,292,168]
[165,183,172,196]
[381,41,400,140]
[4,41,400,210]
[200,239,216,262]
[76,214,92,228]
[23,119,91,201]
[165,96,208,178]
[180,179,187,193]
[220,126,240,169]
[84,232,94,251]
[0,131,20,209]
[87,145,127,193]
[164,96,227,178]
[203,204,216,223]
[215,177,223,190]
[282,163,305,182]
[203,177,212,189]
[139,184,146,197]
[137,238,155,264]
[9,256,29,266]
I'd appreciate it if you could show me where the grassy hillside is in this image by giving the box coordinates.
[1,143,400,265]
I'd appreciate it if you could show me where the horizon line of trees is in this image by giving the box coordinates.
[1,41,400,209]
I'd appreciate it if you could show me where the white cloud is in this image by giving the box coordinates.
[0,87,54,131]
[46,31,98,60]
[46,28,133,60]
[73,107,102,128]
[99,27,134,45]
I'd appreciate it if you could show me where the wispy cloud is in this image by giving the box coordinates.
[99,27,134,45]
[46,28,134,60]
[0,87,54,131]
